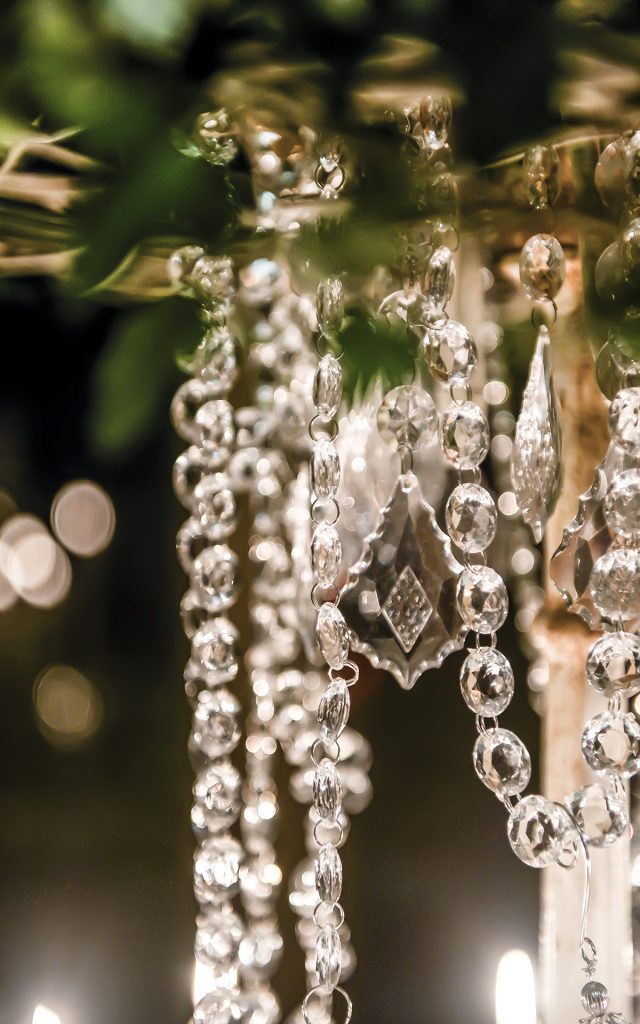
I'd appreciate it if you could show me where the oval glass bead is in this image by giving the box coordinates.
[586,631,640,698]
[473,728,531,796]
[609,386,640,452]
[313,354,343,418]
[192,761,242,838]
[194,834,243,905]
[440,401,489,469]
[311,524,342,587]
[190,326,239,393]
[177,518,210,574]
[193,993,248,1024]
[195,399,235,464]
[193,544,240,612]
[318,680,351,743]
[457,566,509,634]
[192,617,239,678]
[194,906,244,966]
[311,441,341,499]
[519,233,565,301]
[377,385,438,450]
[508,794,579,868]
[312,759,342,822]
[316,603,350,668]
[173,445,214,510]
[192,689,241,760]
[171,379,219,443]
[590,547,640,621]
[567,782,628,848]
[315,844,343,906]
[446,483,497,552]
[523,144,560,209]
[316,277,344,335]
[191,254,235,308]
[603,468,640,536]
[460,648,515,716]
[426,319,478,384]
[316,926,342,995]
[582,710,640,778]
[194,474,236,539]
[424,245,455,313]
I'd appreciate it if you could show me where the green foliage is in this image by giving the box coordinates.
[340,309,416,398]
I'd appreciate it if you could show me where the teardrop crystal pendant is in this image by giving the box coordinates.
[511,326,562,542]
[340,474,467,688]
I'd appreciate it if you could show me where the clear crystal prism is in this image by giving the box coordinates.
[340,474,467,688]
[511,326,562,542]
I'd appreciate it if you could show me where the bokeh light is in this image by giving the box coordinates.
[32,1007,61,1024]
[0,515,72,608]
[495,949,536,1024]
[33,666,103,750]
[51,481,116,558]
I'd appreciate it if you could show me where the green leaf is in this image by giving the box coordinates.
[340,309,416,398]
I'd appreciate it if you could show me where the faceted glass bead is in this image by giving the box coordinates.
[194,475,236,539]
[240,842,281,916]
[567,782,628,848]
[409,94,452,151]
[192,689,241,760]
[508,794,579,868]
[168,245,206,290]
[193,993,248,1024]
[194,835,243,905]
[440,401,489,469]
[316,603,350,669]
[311,441,341,499]
[238,918,283,982]
[460,648,515,716]
[191,255,235,308]
[191,327,239,392]
[316,277,344,336]
[192,618,239,678]
[590,547,640,620]
[524,144,560,209]
[312,759,342,822]
[311,524,342,587]
[609,387,640,451]
[587,631,640,698]
[604,468,640,537]
[195,109,238,166]
[195,400,235,462]
[315,844,343,906]
[582,710,640,778]
[473,728,531,796]
[377,385,437,451]
[195,906,244,966]
[581,981,609,1014]
[173,446,215,510]
[242,988,280,1024]
[446,483,497,552]
[192,762,242,838]
[457,566,509,634]
[426,319,478,384]
[239,259,282,307]
[172,379,219,443]
[316,926,341,995]
[318,681,350,743]
[424,245,455,313]
[519,234,565,301]
[313,355,342,418]
[193,545,239,612]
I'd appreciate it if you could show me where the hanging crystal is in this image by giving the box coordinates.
[511,326,562,542]
[340,474,467,688]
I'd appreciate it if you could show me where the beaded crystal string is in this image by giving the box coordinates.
[304,273,355,1024]
[169,247,249,1024]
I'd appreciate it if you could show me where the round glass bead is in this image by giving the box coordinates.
[194,475,236,539]
[519,233,565,301]
[567,782,628,848]
[194,834,243,904]
[318,681,350,743]
[195,906,244,966]
[192,762,242,837]
[609,386,640,452]
[440,401,489,469]
[315,844,342,906]
[191,254,235,308]
[604,468,640,537]
[621,217,640,272]
[191,326,239,392]
[524,144,560,209]
[195,400,235,462]
[311,441,340,499]
[193,545,239,613]
[316,277,344,335]
[582,710,640,778]
[581,981,609,1014]
[316,603,350,668]
[311,524,342,587]
[426,319,478,384]
[586,631,640,698]
[168,245,205,290]
[508,794,578,868]
[313,355,342,418]
[424,245,455,313]
[473,728,531,796]
[192,618,239,678]
[316,926,341,995]
[590,547,640,620]
[377,385,438,451]
[312,759,342,822]
[460,648,515,715]
[457,566,508,634]
[192,689,241,760]
[446,483,497,552]
[193,993,247,1024]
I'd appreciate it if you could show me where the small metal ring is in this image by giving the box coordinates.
[309,416,338,442]
[580,936,598,972]
[313,819,344,847]
[328,661,359,687]
[398,445,414,475]
[311,583,340,610]
[313,332,335,358]
[311,497,340,527]
[303,986,352,1024]
[313,901,345,930]
[449,381,472,405]
[531,299,558,331]
[312,737,341,767]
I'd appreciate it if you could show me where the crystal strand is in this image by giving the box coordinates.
[171,248,249,1022]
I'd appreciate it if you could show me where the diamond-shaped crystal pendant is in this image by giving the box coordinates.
[340,474,467,688]
[512,326,562,542]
